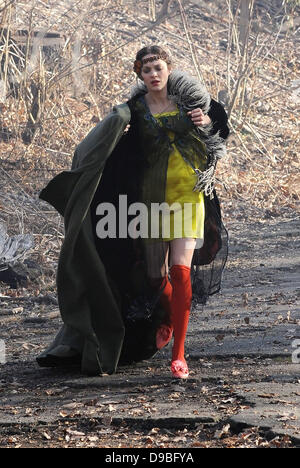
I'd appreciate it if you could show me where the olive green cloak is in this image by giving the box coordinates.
[37,104,132,375]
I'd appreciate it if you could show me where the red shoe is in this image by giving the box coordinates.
[156,324,173,350]
[171,359,189,379]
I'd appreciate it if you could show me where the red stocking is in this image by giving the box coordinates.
[170,264,192,363]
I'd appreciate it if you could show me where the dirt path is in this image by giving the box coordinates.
[0,217,299,448]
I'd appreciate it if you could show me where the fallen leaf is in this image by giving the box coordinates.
[173,436,187,442]
[149,428,160,434]
[242,293,249,306]
[257,393,277,399]
[214,424,231,439]
[8,437,17,444]
[66,428,85,437]
[191,441,203,447]
[221,398,236,404]
[63,402,82,409]
[215,334,225,342]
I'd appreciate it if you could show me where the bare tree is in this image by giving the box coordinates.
[149,0,156,21]
[157,0,188,19]
[225,0,256,120]
[239,0,252,55]
[158,0,173,18]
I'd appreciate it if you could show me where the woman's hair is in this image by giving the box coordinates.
[133,45,172,78]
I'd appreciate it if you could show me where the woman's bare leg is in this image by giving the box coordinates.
[170,238,197,268]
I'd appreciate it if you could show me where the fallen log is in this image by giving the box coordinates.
[0,222,34,287]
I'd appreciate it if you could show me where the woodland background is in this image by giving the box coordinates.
[0,0,299,292]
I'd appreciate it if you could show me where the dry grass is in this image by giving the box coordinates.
[0,0,299,289]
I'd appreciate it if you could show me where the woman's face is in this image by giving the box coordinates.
[140,55,171,93]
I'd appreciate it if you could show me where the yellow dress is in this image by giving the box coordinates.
[153,109,205,241]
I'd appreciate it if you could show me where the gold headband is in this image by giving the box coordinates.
[133,55,168,75]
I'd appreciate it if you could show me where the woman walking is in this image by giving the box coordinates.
[37,45,229,379]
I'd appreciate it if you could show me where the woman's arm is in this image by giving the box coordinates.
[188,99,229,140]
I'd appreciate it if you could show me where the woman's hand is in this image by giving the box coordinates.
[187,108,211,127]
